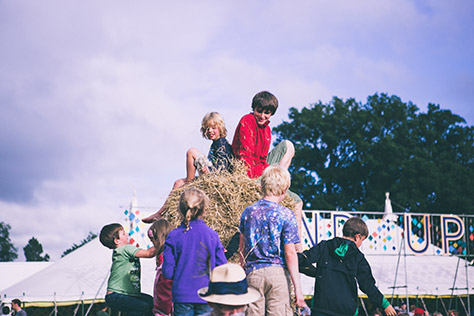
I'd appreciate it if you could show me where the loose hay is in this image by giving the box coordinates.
[160,160,296,250]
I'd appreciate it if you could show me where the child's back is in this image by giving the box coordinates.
[298,217,396,316]
[107,243,142,295]
[162,187,227,316]
[239,165,307,315]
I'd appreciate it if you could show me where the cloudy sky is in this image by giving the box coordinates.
[1,1,473,261]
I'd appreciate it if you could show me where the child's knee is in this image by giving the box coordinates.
[284,140,295,157]
[174,178,186,188]
[187,147,200,157]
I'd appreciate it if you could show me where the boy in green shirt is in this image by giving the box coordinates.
[100,223,157,316]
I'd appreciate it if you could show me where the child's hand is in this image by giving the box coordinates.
[294,290,307,309]
[384,305,397,316]
[200,166,210,174]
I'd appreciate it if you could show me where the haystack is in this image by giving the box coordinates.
[160,160,296,251]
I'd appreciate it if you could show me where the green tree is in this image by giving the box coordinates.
[24,237,50,261]
[61,231,97,257]
[0,222,18,261]
[274,93,474,213]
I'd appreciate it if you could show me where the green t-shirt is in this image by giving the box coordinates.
[107,244,141,296]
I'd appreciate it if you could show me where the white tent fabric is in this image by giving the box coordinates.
[0,262,53,292]
[0,237,157,303]
[368,253,473,297]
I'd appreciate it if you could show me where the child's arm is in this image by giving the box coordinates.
[238,233,245,267]
[284,243,308,309]
[357,257,396,315]
[214,233,228,265]
[162,239,176,280]
[135,246,158,258]
[297,245,321,277]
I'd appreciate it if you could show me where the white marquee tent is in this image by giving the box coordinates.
[0,237,156,304]
[2,223,473,306]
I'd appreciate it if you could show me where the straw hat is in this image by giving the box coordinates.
[198,263,261,306]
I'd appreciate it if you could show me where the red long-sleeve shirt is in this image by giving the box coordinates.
[232,113,271,178]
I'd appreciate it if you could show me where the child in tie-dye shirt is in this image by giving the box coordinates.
[238,165,307,316]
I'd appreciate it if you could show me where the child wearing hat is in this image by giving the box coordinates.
[198,263,261,316]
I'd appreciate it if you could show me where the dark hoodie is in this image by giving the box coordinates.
[298,237,389,316]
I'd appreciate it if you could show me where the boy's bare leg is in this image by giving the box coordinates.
[279,140,295,170]
[142,178,186,223]
[143,148,201,223]
[186,147,201,183]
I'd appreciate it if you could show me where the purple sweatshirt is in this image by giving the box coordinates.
[163,219,227,303]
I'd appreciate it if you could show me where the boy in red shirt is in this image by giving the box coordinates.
[232,91,303,250]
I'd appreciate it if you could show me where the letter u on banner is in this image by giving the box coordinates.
[404,214,431,255]
[441,215,465,255]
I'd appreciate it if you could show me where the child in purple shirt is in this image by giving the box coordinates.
[163,187,227,316]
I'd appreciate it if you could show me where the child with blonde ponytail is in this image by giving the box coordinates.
[163,187,227,316]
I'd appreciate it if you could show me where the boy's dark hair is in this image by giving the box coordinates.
[342,217,368,238]
[99,223,123,249]
[251,91,278,115]
[11,299,21,307]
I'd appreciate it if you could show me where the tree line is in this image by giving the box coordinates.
[274,93,474,213]
[0,221,96,262]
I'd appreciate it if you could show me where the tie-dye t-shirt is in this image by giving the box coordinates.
[239,199,299,274]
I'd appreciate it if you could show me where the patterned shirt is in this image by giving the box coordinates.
[239,199,300,274]
[208,137,234,172]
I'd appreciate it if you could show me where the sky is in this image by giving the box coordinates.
[1,0,473,261]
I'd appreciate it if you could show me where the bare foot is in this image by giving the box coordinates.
[142,212,162,223]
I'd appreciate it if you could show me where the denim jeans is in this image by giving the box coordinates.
[105,292,153,316]
[174,303,212,316]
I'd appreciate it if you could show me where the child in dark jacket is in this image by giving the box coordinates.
[298,217,397,316]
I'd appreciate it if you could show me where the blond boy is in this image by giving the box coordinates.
[239,165,307,315]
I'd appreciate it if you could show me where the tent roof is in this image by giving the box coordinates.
[0,237,156,303]
[368,253,473,297]
[0,262,53,292]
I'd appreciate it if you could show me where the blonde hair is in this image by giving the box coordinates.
[179,187,209,230]
[148,219,173,264]
[200,112,227,139]
[261,165,291,197]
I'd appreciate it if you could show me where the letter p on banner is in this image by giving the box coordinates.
[441,215,465,255]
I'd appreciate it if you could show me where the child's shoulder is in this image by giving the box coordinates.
[213,137,230,145]
[238,113,255,124]
[114,244,140,256]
